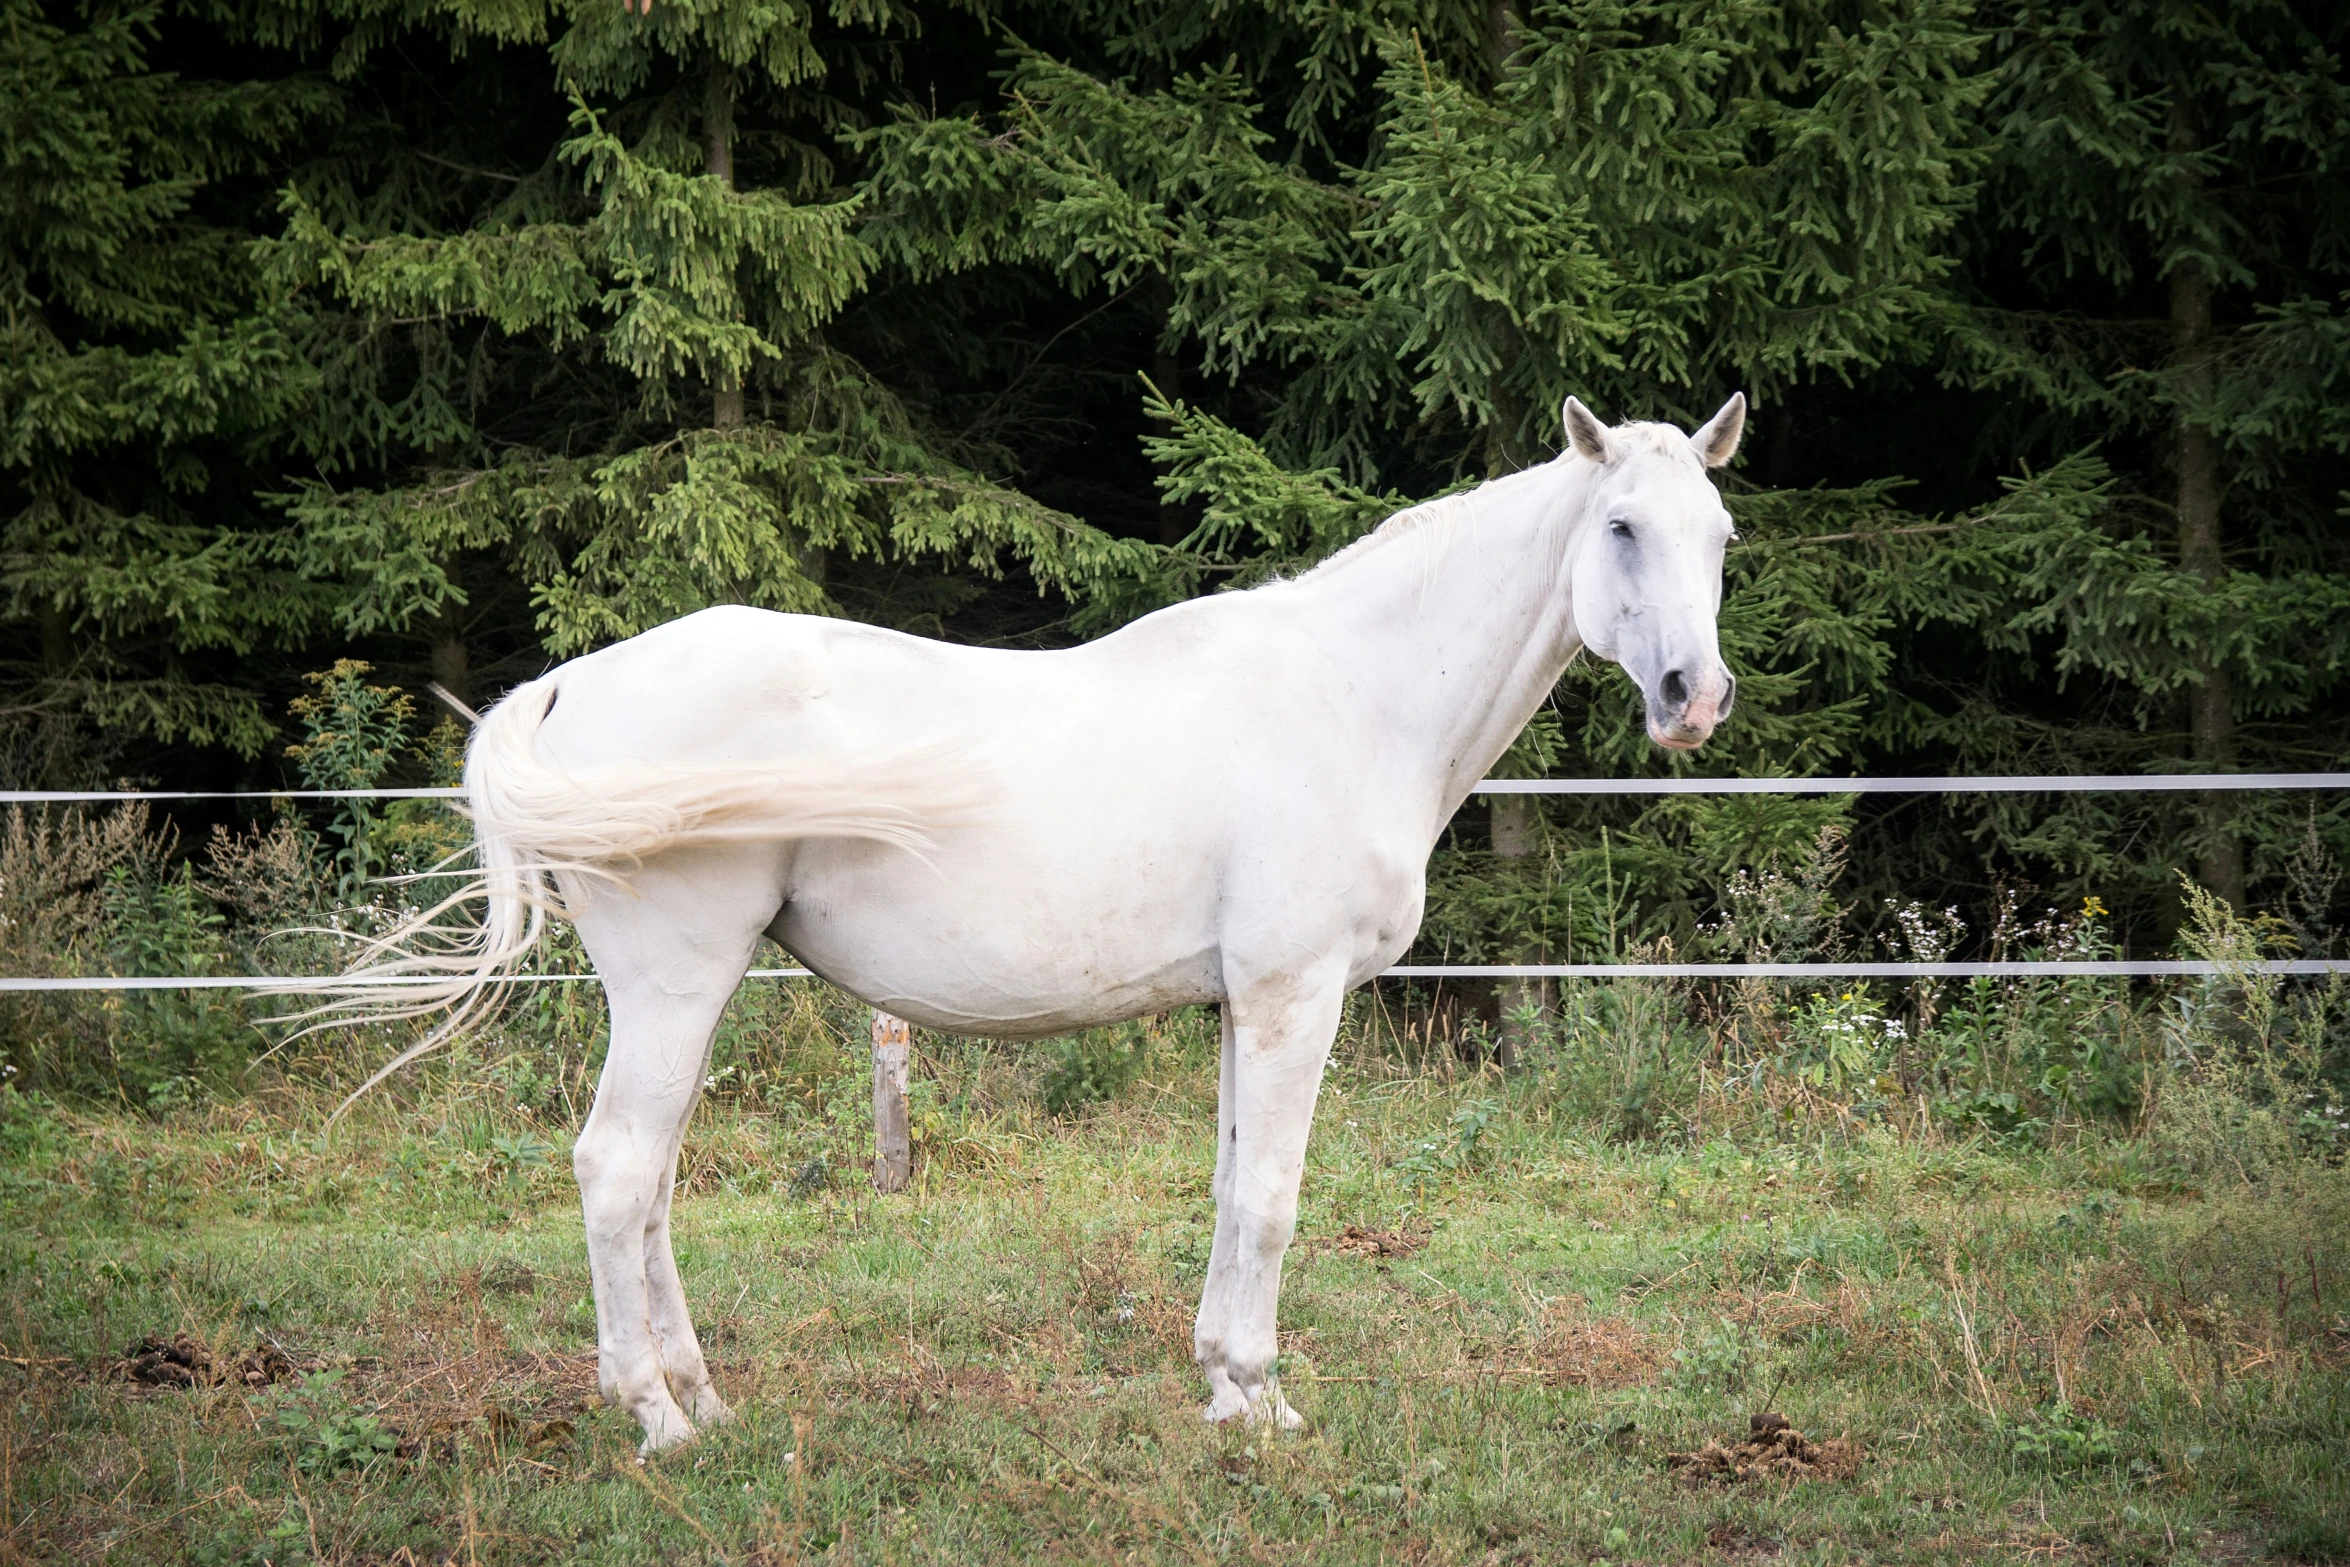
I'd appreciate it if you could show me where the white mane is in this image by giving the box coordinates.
[1291,425,1700,588]
[1296,489,1481,582]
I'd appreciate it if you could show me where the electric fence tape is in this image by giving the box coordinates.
[5,772,2341,989]
[5,772,2346,803]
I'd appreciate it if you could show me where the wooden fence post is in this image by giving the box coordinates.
[1490,794,1544,1069]
[870,1010,912,1193]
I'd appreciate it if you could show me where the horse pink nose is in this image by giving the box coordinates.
[1665,668,1731,715]
[1653,667,1732,747]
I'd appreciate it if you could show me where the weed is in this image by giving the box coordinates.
[284,660,418,896]
[489,1130,556,1187]
[1041,1021,1148,1116]
[1670,1319,1749,1394]
[2008,1400,2123,1471]
[1399,1096,1501,1198]
[192,1506,313,1567]
[269,1370,399,1475]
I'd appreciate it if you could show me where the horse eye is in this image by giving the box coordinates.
[1608,518,1633,538]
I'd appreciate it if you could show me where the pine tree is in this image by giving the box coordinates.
[3,0,2343,965]
[262,0,1154,697]
[856,1,2019,952]
[0,0,333,773]
[857,0,2349,953]
[1947,0,2350,911]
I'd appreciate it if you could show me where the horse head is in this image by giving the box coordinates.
[1560,393,1745,750]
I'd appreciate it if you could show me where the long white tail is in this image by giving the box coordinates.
[314,674,974,1116]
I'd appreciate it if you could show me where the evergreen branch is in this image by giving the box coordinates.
[1746,523,1968,549]
[412,151,524,184]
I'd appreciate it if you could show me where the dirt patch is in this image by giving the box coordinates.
[114,1332,294,1389]
[861,1364,1028,1420]
[1707,1521,1783,1557]
[1536,1313,1664,1390]
[1328,1224,1428,1260]
[1668,1413,1864,1485]
[394,1401,578,1462]
[478,1258,538,1295]
[347,1344,597,1458]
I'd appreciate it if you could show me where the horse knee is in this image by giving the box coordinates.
[1237,1202,1296,1260]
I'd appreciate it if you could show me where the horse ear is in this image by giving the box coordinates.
[1690,392,1747,468]
[1562,397,1614,464]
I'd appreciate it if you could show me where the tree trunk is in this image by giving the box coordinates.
[1473,0,1544,1070]
[1489,794,1546,1069]
[36,598,74,788]
[870,1010,912,1193]
[430,554,468,711]
[1482,389,1537,1064]
[1485,0,1525,77]
[1148,272,1190,546]
[1138,51,1191,550]
[1478,1,1528,478]
[706,59,745,431]
[2169,108,2242,910]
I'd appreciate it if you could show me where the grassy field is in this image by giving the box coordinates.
[2,999,2346,1566]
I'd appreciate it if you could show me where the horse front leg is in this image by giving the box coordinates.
[1194,963,1346,1429]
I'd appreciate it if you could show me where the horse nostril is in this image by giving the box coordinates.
[1660,669,1689,708]
[1721,674,1737,713]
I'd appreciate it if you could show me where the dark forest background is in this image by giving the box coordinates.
[6,0,2349,968]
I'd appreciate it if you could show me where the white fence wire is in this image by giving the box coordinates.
[4,773,2344,989]
[6,771,2344,803]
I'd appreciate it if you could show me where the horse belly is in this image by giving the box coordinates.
[770,836,1227,1038]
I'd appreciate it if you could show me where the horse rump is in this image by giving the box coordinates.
[279,673,982,1117]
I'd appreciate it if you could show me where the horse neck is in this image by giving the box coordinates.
[1286,460,1590,824]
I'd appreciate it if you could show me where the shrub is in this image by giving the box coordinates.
[1041,1022,1148,1117]
[2150,882,2348,1184]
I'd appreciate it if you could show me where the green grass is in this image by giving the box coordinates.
[3,1016,2347,1565]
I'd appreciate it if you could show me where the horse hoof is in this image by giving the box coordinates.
[633,1399,698,1456]
[637,1425,697,1458]
[1201,1391,1252,1425]
[684,1388,735,1427]
[1200,1390,1304,1430]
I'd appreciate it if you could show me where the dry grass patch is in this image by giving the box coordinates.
[1533,1300,1664,1390]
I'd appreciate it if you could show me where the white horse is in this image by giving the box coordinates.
[350,394,1743,1452]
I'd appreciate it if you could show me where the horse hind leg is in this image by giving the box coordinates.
[643,1171,730,1427]
[1197,1005,1244,1418]
[567,853,780,1453]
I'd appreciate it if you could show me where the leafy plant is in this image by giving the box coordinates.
[489,1131,555,1188]
[100,861,245,1104]
[1670,1319,1749,1394]
[270,1370,398,1474]
[284,662,417,896]
[1041,1023,1149,1117]
[2009,1402,2122,1471]
[1400,1097,1503,1196]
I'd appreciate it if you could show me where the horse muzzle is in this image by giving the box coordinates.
[1645,667,1734,751]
